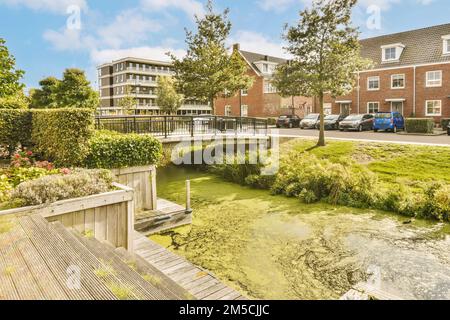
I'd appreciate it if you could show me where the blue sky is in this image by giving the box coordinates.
[0,0,448,89]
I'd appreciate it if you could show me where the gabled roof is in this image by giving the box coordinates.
[239,50,287,75]
[360,23,450,68]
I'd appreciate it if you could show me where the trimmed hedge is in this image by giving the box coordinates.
[84,130,162,169]
[441,118,450,131]
[32,108,95,167]
[405,118,435,134]
[0,109,32,152]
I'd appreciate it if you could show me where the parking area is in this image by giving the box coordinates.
[271,128,450,146]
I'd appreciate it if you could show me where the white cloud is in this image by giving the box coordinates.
[140,0,205,18]
[357,0,401,11]
[0,0,87,14]
[43,28,95,51]
[97,9,162,49]
[229,31,291,59]
[90,47,186,65]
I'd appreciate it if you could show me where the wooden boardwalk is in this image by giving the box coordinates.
[135,199,192,236]
[134,232,247,300]
[0,214,191,300]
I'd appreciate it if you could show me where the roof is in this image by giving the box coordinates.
[239,50,287,74]
[360,23,450,68]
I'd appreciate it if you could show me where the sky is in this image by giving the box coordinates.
[0,0,448,89]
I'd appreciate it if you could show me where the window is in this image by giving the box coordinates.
[426,71,442,87]
[225,105,232,116]
[241,89,248,96]
[264,81,277,93]
[391,74,405,89]
[443,35,450,55]
[367,76,380,91]
[323,103,332,115]
[367,102,380,114]
[384,47,396,60]
[263,64,269,73]
[241,105,248,117]
[426,100,442,116]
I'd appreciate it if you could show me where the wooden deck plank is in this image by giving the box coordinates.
[204,287,235,300]
[220,291,242,301]
[195,283,227,300]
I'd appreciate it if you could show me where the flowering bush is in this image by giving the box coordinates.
[10,169,113,207]
[10,149,35,168]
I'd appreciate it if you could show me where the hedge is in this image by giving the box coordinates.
[32,108,95,167]
[84,130,162,169]
[0,109,32,153]
[441,118,450,130]
[405,118,435,134]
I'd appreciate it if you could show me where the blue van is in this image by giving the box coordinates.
[374,112,405,133]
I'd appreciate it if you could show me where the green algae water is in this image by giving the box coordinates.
[151,166,450,300]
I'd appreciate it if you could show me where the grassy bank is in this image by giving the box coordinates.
[211,139,450,222]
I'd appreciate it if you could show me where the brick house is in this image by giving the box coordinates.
[215,44,315,118]
[323,24,450,124]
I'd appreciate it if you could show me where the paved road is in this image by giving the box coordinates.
[270,128,450,146]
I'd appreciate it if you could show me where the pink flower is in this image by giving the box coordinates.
[14,154,21,159]
[26,151,33,156]
[60,168,71,175]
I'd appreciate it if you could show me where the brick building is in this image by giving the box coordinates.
[324,24,450,124]
[215,44,315,118]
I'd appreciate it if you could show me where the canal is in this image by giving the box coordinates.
[152,166,450,300]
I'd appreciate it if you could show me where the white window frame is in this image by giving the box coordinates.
[367,76,380,91]
[367,102,380,114]
[442,35,450,55]
[391,74,405,89]
[384,47,397,61]
[425,100,442,116]
[241,105,249,117]
[426,70,442,87]
[241,89,248,96]
[263,64,269,73]
[323,103,332,115]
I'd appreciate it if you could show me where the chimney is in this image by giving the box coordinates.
[264,55,269,61]
[233,43,240,52]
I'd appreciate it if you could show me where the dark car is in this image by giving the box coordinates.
[276,115,301,128]
[374,112,405,133]
[339,114,374,132]
[300,113,320,129]
[448,124,450,136]
[315,114,346,130]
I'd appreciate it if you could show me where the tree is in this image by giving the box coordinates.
[29,68,99,109]
[29,77,59,109]
[0,38,25,98]
[156,76,184,115]
[170,0,253,114]
[273,0,372,146]
[0,91,29,109]
[57,68,99,109]
[118,86,137,115]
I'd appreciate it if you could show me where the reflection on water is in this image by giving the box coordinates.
[152,166,450,300]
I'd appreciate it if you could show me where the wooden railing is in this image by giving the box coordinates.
[95,115,269,138]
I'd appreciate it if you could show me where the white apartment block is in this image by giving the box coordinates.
[97,57,212,115]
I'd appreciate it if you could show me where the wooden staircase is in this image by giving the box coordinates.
[0,214,193,300]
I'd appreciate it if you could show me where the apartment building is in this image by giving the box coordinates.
[215,44,314,118]
[324,23,450,123]
[97,57,211,115]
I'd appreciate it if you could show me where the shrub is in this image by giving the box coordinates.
[405,118,435,134]
[9,169,113,207]
[0,93,29,110]
[32,108,94,167]
[0,174,12,203]
[441,118,450,131]
[418,183,450,221]
[84,130,162,169]
[209,153,263,185]
[0,109,32,153]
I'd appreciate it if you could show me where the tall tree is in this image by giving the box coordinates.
[0,38,25,98]
[170,0,253,114]
[156,76,184,115]
[29,77,59,109]
[118,86,137,115]
[273,0,371,146]
[57,68,99,109]
[29,68,99,109]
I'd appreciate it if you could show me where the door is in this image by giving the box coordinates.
[391,102,404,115]
[340,103,351,116]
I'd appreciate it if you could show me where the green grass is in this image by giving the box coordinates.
[284,139,450,185]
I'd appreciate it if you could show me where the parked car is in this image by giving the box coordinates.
[315,114,346,130]
[276,115,301,128]
[373,112,405,133]
[339,114,374,132]
[300,114,320,129]
[448,124,450,136]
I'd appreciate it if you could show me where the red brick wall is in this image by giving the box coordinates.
[323,63,450,123]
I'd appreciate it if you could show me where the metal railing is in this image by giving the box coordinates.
[95,115,269,138]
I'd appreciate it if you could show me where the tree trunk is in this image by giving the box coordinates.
[210,97,215,115]
[317,92,326,147]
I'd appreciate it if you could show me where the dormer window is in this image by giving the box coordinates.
[263,64,269,73]
[443,35,450,55]
[381,43,405,62]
